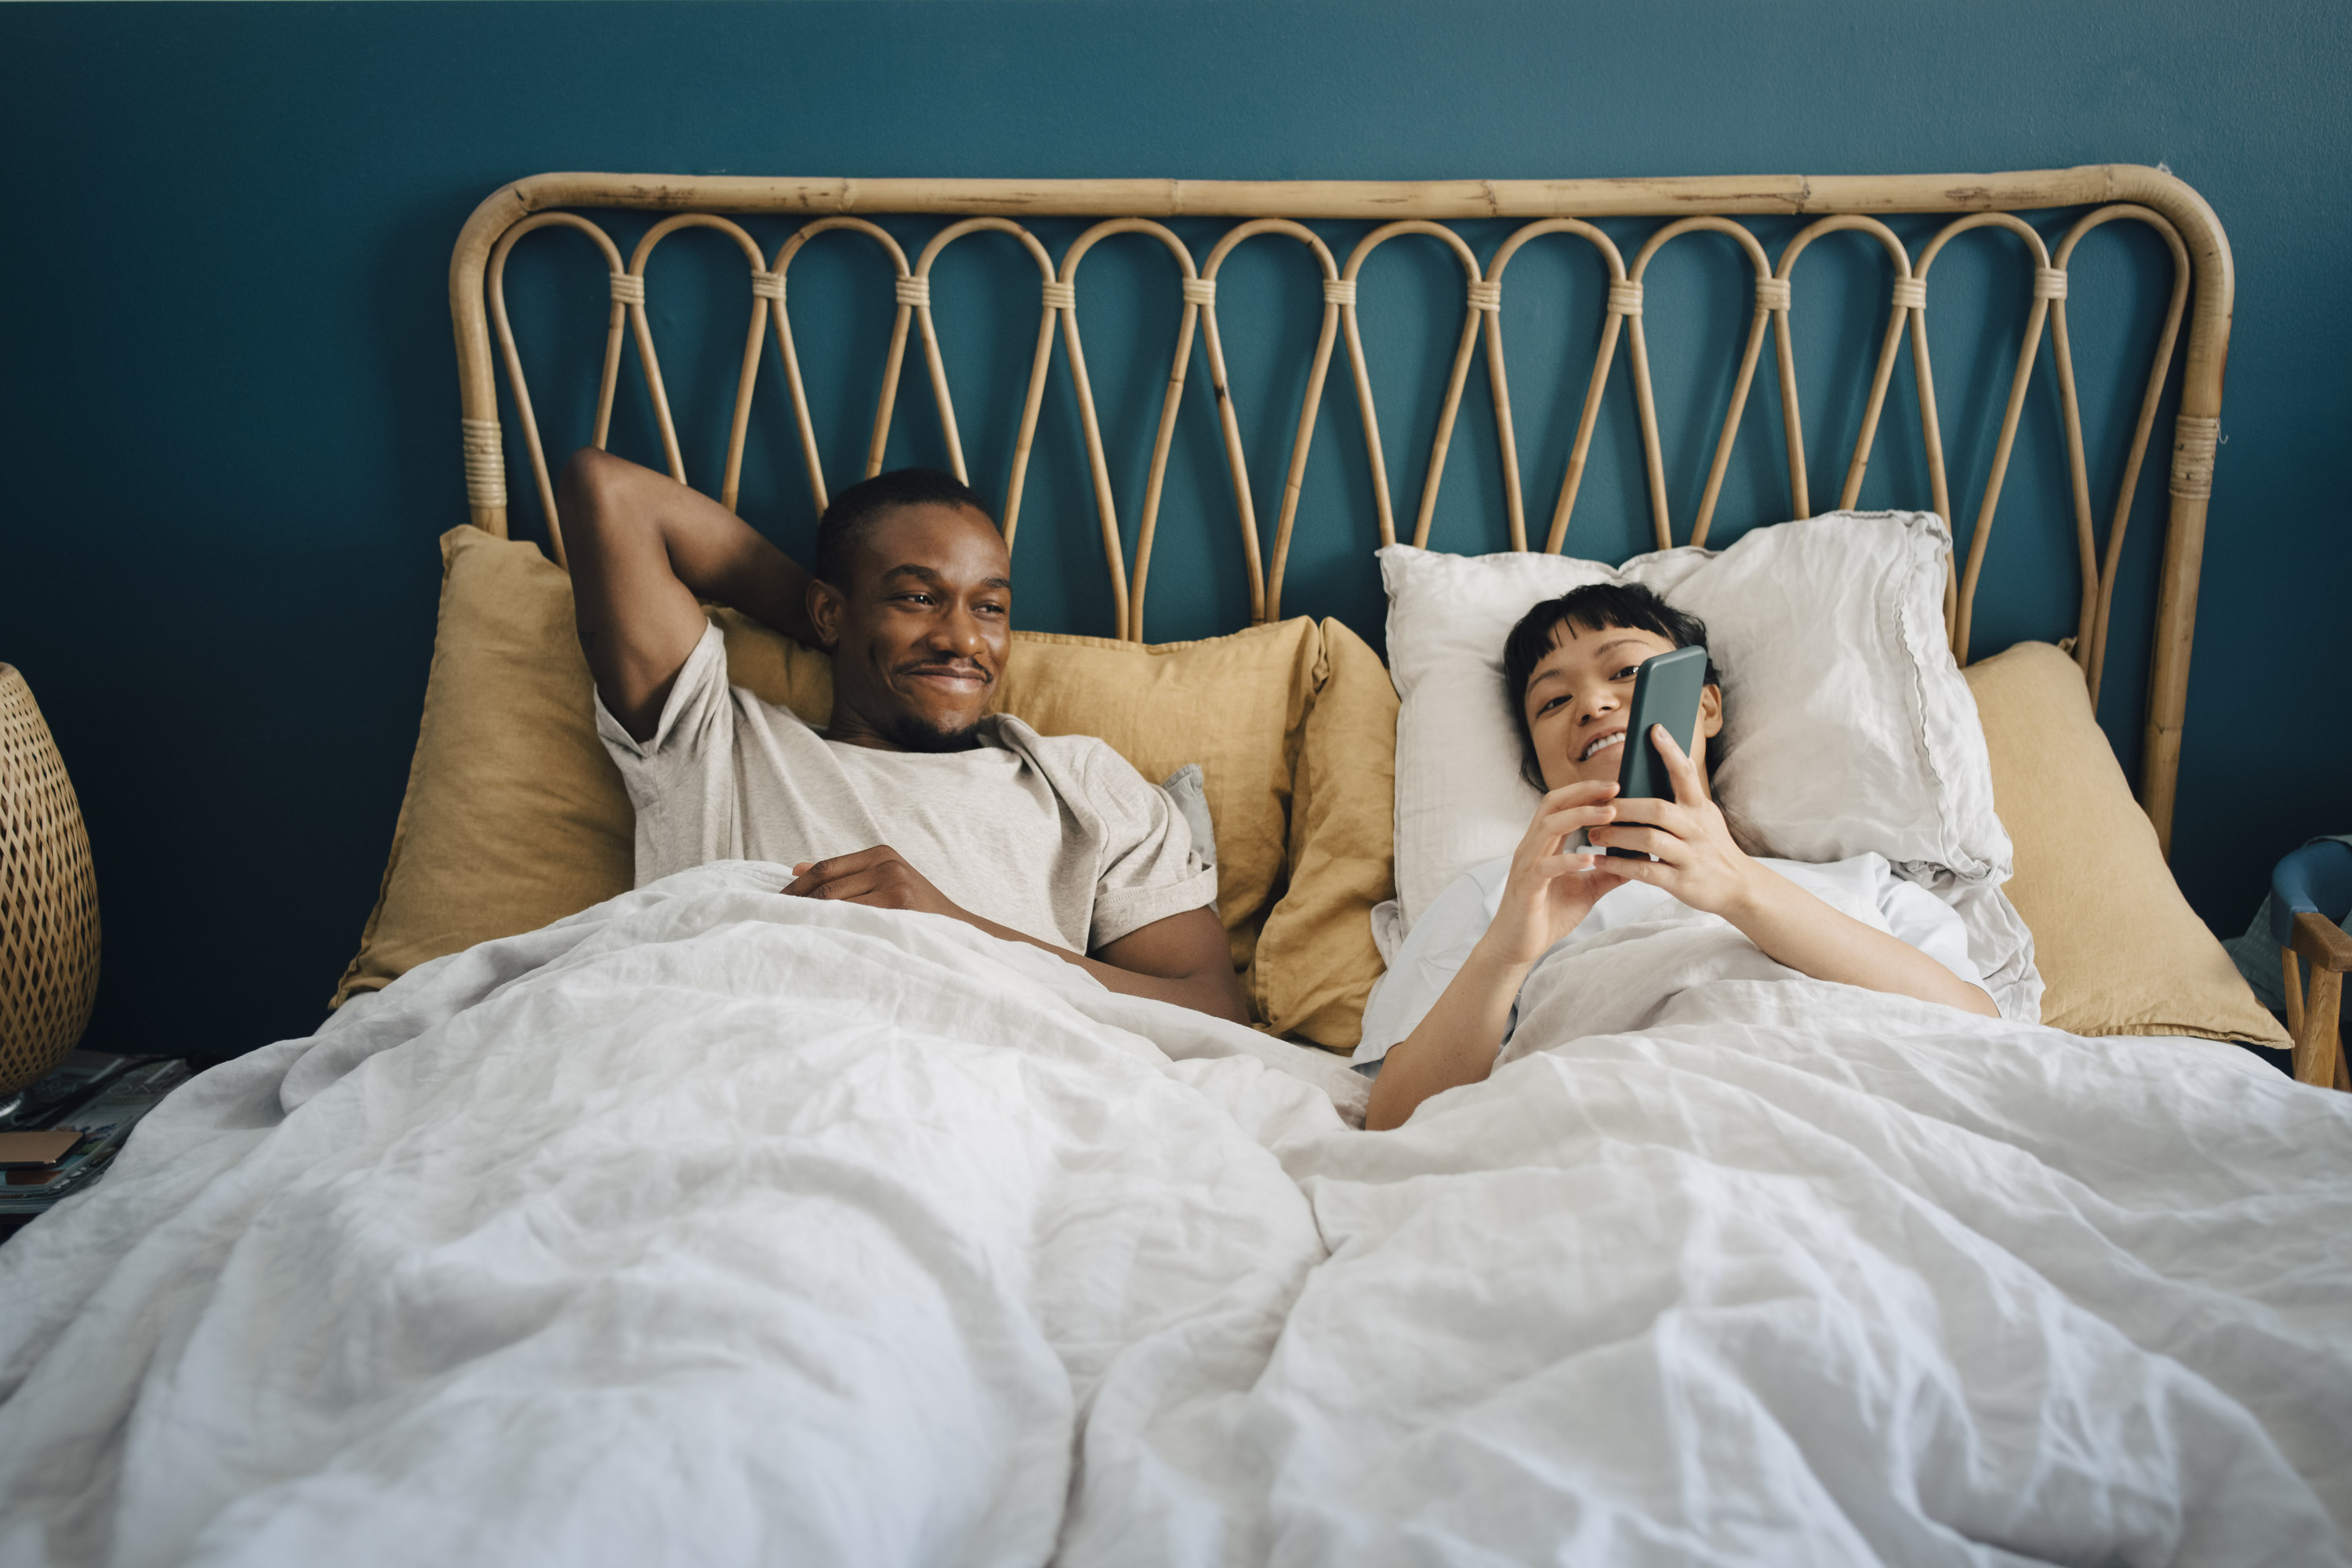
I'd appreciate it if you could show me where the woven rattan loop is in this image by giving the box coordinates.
[1465,280,1501,313]
[1606,281,1644,317]
[1321,278,1357,307]
[749,270,784,302]
[460,417,506,509]
[2169,415,2220,501]
[1755,277,1793,310]
[894,275,931,309]
[1041,280,1076,310]
[1180,278,1217,306]
[1890,278,1928,310]
[0,665,102,1096]
[608,272,645,305]
[2033,267,2069,300]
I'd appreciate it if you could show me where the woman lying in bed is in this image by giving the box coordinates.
[1359,584,1999,1131]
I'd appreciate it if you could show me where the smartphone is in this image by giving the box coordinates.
[1606,644,1710,860]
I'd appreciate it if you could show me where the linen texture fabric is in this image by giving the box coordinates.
[1962,640,2289,1045]
[336,528,1333,1017]
[332,528,635,1007]
[982,621,1317,977]
[1380,512,2013,932]
[599,623,1215,955]
[1250,617,1399,1050]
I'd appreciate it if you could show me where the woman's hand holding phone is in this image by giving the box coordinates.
[1588,724,2003,1022]
[1586,724,1762,920]
[1482,780,1633,967]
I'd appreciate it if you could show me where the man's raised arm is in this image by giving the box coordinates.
[559,447,818,740]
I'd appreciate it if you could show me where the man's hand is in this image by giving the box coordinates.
[782,845,965,919]
[1484,780,1631,967]
[782,845,1250,1024]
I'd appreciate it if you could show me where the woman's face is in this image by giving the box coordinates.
[1521,622,1724,794]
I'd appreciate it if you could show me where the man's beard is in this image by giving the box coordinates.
[875,706,986,753]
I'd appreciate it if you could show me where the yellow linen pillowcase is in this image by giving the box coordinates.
[997,621,1316,977]
[1253,618,1398,1051]
[339,526,1327,1014]
[333,526,634,1007]
[1963,641,2287,1045]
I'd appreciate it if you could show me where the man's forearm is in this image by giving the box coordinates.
[959,911,1251,1025]
[639,476,819,648]
[564,449,825,738]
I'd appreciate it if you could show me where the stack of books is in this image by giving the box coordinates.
[0,1053,192,1240]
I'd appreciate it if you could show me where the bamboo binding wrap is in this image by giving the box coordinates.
[0,666,101,1096]
[448,166,2234,856]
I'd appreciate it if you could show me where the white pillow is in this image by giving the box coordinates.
[1382,511,2014,928]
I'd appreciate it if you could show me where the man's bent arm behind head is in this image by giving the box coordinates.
[560,447,818,741]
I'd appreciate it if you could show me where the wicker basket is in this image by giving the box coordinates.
[1,665,101,1094]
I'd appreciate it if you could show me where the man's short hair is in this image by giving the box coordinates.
[813,468,999,587]
[1501,583,1721,789]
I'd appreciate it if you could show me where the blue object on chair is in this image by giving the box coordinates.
[2269,840,2352,947]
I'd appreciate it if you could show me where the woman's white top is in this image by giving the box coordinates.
[1351,852,1983,1074]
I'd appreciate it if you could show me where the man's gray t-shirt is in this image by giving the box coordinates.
[596,622,1216,954]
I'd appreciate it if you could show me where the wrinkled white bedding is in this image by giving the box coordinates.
[2,863,2347,1566]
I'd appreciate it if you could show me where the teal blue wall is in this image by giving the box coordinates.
[4,1,2346,1059]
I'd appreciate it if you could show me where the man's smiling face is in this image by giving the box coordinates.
[1519,621,1723,793]
[812,501,1012,751]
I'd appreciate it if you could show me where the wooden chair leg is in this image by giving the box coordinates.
[2281,947,2305,1037]
[2287,911,2352,1091]
[2294,964,2343,1090]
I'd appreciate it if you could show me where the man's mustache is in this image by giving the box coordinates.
[896,658,994,685]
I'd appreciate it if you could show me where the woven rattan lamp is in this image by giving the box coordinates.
[0,665,100,1098]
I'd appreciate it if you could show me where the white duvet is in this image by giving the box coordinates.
[2,863,2347,1567]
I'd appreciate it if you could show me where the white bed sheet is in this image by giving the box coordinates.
[1,863,2345,1567]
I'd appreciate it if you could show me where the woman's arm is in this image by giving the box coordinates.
[1590,728,1999,1019]
[1363,945,1537,1131]
[1715,866,1998,1016]
[1366,781,1628,1130]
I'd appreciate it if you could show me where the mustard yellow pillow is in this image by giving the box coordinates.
[339,527,1323,1012]
[1254,618,1399,1050]
[994,621,1317,975]
[333,527,633,1007]
[1964,641,2287,1045]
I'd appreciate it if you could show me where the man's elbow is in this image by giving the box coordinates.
[1191,971,1251,1027]
[557,446,649,550]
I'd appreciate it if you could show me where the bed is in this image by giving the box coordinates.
[2,168,2347,1567]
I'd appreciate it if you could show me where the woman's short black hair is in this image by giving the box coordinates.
[1501,583,1720,789]
[814,467,998,586]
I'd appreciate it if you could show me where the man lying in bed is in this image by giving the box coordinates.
[560,447,1247,1023]
[1361,583,1999,1130]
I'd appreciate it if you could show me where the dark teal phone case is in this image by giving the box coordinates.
[1608,645,1710,858]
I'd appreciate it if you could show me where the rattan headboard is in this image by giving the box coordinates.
[447,167,2231,853]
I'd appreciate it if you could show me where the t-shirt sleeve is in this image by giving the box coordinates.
[593,621,739,885]
[1877,870,1986,991]
[1351,862,1504,1073]
[1077,744,1219,950]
